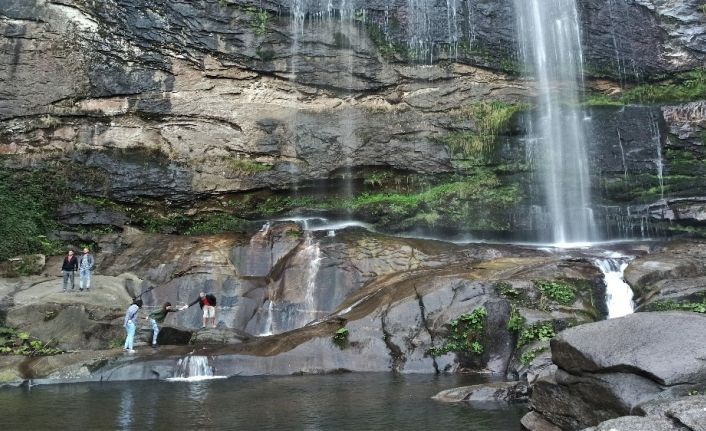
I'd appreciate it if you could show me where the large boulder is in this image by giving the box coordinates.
[624,240,706,309]
[525,312,706,431]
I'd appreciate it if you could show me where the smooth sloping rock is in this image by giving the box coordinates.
[551,312,706,386]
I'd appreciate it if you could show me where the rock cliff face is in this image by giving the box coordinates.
[0,0,705,242]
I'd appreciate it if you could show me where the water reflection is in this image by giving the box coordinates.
[0,374,525,430]
[117,388,134,431]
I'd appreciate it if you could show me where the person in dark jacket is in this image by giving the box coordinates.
[145,302,179,348]
[61,250,78,292]
[181,292,217,328]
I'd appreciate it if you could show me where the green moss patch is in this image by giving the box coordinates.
[585,69,706,106]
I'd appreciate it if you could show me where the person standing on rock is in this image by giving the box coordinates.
[181,292,217,328]
[123,299,142,353]
[61,250,78,292]
[145,302,179,348]
[78,247,95,292]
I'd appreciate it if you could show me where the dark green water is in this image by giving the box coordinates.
[0,373,525,430]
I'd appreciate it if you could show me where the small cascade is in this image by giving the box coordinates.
[594,257,634,319]
[260,300,275,336]
[167,355,226,382]
[300,231,323,326]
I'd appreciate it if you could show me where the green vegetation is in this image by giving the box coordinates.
[363,171,394,188]
[520,347,546,365]
[495,281,521,299]
[506,306,525,332]
[248,9,271,36]
[603,148,706,204]
[108,338,124,349]
[6,255,43,277]
[228,158,273,174]
[646,297,706,313]
[0,327,62,356]
[458,41,521,75]
[185,214,247,235]
[366,23,409,60]
[332,327,349,349]
[0,167,71,260]
[518,322,555,347]
[226,195,323,217]
[345,170,521,231]
[140,214,191,234]
[427,307,487,357]
[585,69,706,106]
[534,279,577,305]
[71,195,122,210]
[448,102,527,158]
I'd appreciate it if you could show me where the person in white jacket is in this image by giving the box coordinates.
[123,299,142,353]
[78,247,95,292]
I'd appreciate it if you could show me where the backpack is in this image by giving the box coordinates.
[206,293,217,306]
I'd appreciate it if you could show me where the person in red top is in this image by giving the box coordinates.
[181,292,217,328]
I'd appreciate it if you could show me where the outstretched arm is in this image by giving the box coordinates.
[180,298,199,310]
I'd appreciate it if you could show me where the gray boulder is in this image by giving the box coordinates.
[525,312,706,430]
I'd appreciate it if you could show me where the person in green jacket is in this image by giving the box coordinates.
[146,302,179,348]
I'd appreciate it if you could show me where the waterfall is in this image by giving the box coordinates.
[406,0,433,62]
[260,300,275,336]
[300,231,323,326]
[650,114,665,200]
[167,355,225,382]
[515,0,597,245]
[445,0,459,58]
[594,257,634,319]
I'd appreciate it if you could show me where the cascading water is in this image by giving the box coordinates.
[261,300,275,336]
[649,113,665,200]
[167,355,225,382]
[593,257,634,318]
[515,0,597,244]
[300,231,323,326]
[406,0,433,62]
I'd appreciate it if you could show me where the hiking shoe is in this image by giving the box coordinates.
[151,344,157,349]
[126,349,136,354]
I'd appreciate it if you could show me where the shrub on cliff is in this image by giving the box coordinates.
[0,168,67,260]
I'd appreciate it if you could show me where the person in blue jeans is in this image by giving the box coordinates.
[145,302,179,348]
[78,247,95,292]
[123,299,142,353]
[60,250,78,292]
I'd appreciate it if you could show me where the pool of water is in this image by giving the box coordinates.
[0,373,525,430]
